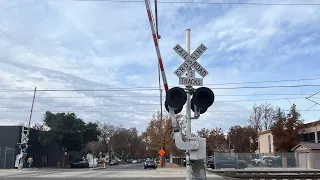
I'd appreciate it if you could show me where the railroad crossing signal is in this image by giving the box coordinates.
[191,87,215,114]
[164,86,214,114]
[173,44,208,86]
[167,41,214,114]
[173,44,208,78]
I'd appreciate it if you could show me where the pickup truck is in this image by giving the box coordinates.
[207,156,248,169]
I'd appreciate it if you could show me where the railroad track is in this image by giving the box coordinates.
[211,170,320,179]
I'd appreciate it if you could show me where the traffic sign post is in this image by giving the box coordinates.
[170,29,211,180]
[173,44,208,78]
[158,149,165,156]
[179,77,203,86]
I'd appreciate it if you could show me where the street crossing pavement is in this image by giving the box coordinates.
[0,168,225,179]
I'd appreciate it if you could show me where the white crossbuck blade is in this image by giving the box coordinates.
[173,44,209,78]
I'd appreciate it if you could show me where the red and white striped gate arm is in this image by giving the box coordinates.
[144,0,169,93]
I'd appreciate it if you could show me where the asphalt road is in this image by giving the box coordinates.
[0,163,225,180]
[105,162,146,170]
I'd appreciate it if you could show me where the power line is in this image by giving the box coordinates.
[1,109,320,113]
[206,77,320,86]
[67,76,320,86]
[89,76,320,87]
[0,88,160,92]
[1,84,320,92]
[215,84,320,90]
[0,93,316,99]
[72,0,320,6]
[0,26,79,79]
[0,97,309,109]
[0,4,97,82]
[306,90,320,111]
[0,97,308,102]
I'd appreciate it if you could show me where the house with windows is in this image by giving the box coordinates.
[257,120,320,169]
[257,120,320,154]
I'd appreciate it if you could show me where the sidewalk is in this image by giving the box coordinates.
[158,162,182,169]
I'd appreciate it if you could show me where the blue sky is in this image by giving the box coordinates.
[0,0,320,132]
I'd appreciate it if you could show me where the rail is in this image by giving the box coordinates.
[212,170,320,180]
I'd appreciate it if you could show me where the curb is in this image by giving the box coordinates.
[91,166,107,170]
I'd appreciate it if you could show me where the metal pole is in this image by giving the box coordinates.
[157,56,165,167]
[154,0,158,37]
[160,90,165,167]
[4,148,7,169]
[28,87,37,130]
[12,149,14,169]
[185,29,191,138]
[185,29,192,180]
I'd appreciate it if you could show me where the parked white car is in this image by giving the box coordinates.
[251,156,275,167]
[132,160,138,164]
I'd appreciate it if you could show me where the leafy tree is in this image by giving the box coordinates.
[197,127,227,155]
[39,111,100,151]
[142,111,185,166]
[83,122,100,143]
[228,126,257,153]
[248,103,263,132]
[83,141,102,156]
[97,123,119,153]
[109,127,142,159]
[248,102,275,132]
[261,102,276,130]
[271,104,304,152]
[32,123,48,131]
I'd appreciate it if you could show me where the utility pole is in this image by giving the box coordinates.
[16,87,37,169]
[158,63,165,167]
[185,29,192,180]
[28,87,37,130]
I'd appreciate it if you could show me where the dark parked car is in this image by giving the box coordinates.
[109,159,118,166]
[207,156,247,169]
[144,160,157,169]
[268,156,296,167]
[70,158,89,168]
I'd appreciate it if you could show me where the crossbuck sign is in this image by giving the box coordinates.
[173,44,208,86]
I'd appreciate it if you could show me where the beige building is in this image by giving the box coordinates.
[257,130,274,154]
[257,120,320,154]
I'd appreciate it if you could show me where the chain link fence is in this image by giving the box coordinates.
[207,152,320,170]
[0,147,16,169]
